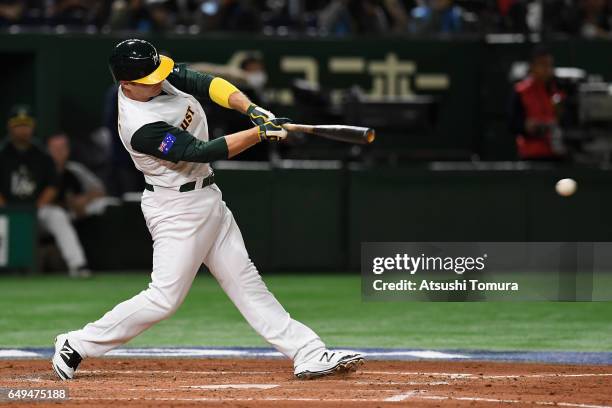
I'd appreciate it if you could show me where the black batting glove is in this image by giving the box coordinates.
[258,118,292,142]
[247,104,275,127]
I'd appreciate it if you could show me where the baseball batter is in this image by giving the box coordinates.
[52,39,363,380]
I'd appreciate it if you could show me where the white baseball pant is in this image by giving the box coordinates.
[38,205,87,272]
[67,183,326,366]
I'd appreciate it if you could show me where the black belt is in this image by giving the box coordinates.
[145,173,215,192]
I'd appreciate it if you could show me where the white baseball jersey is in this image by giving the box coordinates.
[117,80,212,188]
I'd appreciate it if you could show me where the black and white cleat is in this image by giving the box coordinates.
[51,334,83,381]
[294,350,365,380]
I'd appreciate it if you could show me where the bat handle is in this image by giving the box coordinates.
[282,123,314,134]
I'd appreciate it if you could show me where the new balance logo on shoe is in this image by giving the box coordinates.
[58,340,82,369]
[60,345,74,361]
[52,336,84,380]
[320,352,335,363]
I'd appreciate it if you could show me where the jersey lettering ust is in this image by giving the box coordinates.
[180,106,195,130]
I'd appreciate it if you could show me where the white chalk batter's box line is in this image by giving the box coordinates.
[0,348,475,360]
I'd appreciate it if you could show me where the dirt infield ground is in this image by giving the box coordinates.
[1,359,611,407]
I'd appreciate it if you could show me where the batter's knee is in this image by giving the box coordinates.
[229,261,271,299]
[144,285,186,320]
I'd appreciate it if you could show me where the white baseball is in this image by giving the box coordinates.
[555,178,577,197]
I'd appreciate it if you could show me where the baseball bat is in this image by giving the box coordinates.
[283,124,375,145]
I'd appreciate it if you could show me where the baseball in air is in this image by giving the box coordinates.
[555,178,577,197]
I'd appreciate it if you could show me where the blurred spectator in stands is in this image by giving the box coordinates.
[49,0,95,26]
[493,0,528,32]
[240,52,268,100]
[318,0,390,35]
[410,0,475,34]
[108,0,175,32]
[47,133,115,219]
[318,0,353,35]
[509,47,567,160]
[554,0,611,38]
[0,0,24,26]
[0,105,91,277]
[16,0,48,26]
[173,0,200,26]
[199,0,262,32]
[258,0,299,33]
[383,0,411,33]
[148,0,174,30]
[353,0,393,33]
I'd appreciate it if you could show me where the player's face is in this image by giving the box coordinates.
[531,55,554,83]
[8,124,34,146]
[122,81,163,101]
[47,136,70,167]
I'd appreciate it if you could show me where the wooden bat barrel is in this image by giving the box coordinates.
[283,124,375,145]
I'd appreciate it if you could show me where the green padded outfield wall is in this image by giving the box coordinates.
[222,167,612,271]
[346,168,612,269]
[215,167,345,270]
[38,167,612,272]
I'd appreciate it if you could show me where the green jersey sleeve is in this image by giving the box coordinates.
[131,121,228,163]
[167,63,215,101]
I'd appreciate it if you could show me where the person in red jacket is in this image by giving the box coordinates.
[509,47,566,160]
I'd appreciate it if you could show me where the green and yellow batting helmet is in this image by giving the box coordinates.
[108,39,174,85]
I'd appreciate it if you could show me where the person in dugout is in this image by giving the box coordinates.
[0,105,91,277]
[509,47,567,160]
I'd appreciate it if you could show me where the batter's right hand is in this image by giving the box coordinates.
[258,118,291,142]
[247,104,275,127]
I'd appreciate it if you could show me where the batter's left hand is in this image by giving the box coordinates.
[247,104,275,126]
[258,118,292,142]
